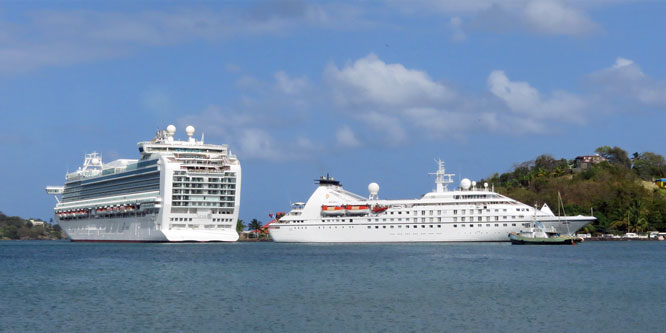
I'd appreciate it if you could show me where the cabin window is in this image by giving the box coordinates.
[453,210,458,215]
[454,224,457,228]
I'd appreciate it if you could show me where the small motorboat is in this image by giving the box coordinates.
[509,221,583,245]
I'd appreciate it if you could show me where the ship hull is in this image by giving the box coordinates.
[269,216,593,243]
[58,215,238,242]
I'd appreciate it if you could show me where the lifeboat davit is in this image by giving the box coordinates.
[321,205,346,216]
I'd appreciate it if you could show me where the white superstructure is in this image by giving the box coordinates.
[269,160,594,243]
[46,125,241,242]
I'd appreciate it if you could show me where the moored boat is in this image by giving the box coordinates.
[508,221,583,245]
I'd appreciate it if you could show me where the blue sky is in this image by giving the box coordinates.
[1,0,665,223]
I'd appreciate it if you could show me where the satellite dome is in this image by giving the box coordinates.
[472,181,477,187]
[91,158,100,165]
[460,178,472,190]
[185,125,195,137]
[166,125,176,135]
[484,182,489,188]
[368,182,380,195]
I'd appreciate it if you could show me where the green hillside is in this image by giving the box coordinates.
[0,212,65,240]
[480,146,666,234]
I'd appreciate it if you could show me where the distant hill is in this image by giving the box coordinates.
[479,146,666,234]
[0,212,65,240]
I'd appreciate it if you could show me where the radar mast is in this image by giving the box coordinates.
[429,159,455,192]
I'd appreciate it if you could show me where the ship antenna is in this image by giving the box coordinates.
[429,159,455,192]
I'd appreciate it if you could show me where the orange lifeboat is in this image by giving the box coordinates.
[345,204,370,216]
[321,205,346,216]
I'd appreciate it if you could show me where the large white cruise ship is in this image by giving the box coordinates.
[45,125,241,242]
[269,161,595,243]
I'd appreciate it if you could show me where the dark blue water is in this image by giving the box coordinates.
[1,241,665,332]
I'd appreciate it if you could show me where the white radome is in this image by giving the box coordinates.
[368,182,380,195]
[185,125,195,137]
[460,178,472,190]
[166,125,176,135]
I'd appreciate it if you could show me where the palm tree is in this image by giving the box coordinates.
[610,200,650,233]
[248,219,263,238]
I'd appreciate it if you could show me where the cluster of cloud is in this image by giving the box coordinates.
[397,0,608,41]
[1,1,627,74]
[0,3,367,74]
[587,58,666,108]
[322,54,590,142]
[180,53,665,161]
[177,68,319,161]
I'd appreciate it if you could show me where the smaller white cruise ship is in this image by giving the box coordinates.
[269,160,595,243]
[46,125,241,242]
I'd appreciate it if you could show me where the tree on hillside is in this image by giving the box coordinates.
[596,146,631,169]
[534,154,557,171]
[632,152,666,180]
[236,219,246,233]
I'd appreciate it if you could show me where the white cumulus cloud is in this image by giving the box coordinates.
[324,53,456,109]
[588,57,666,108]
[522,0,599,36]
[488,70,586,123]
